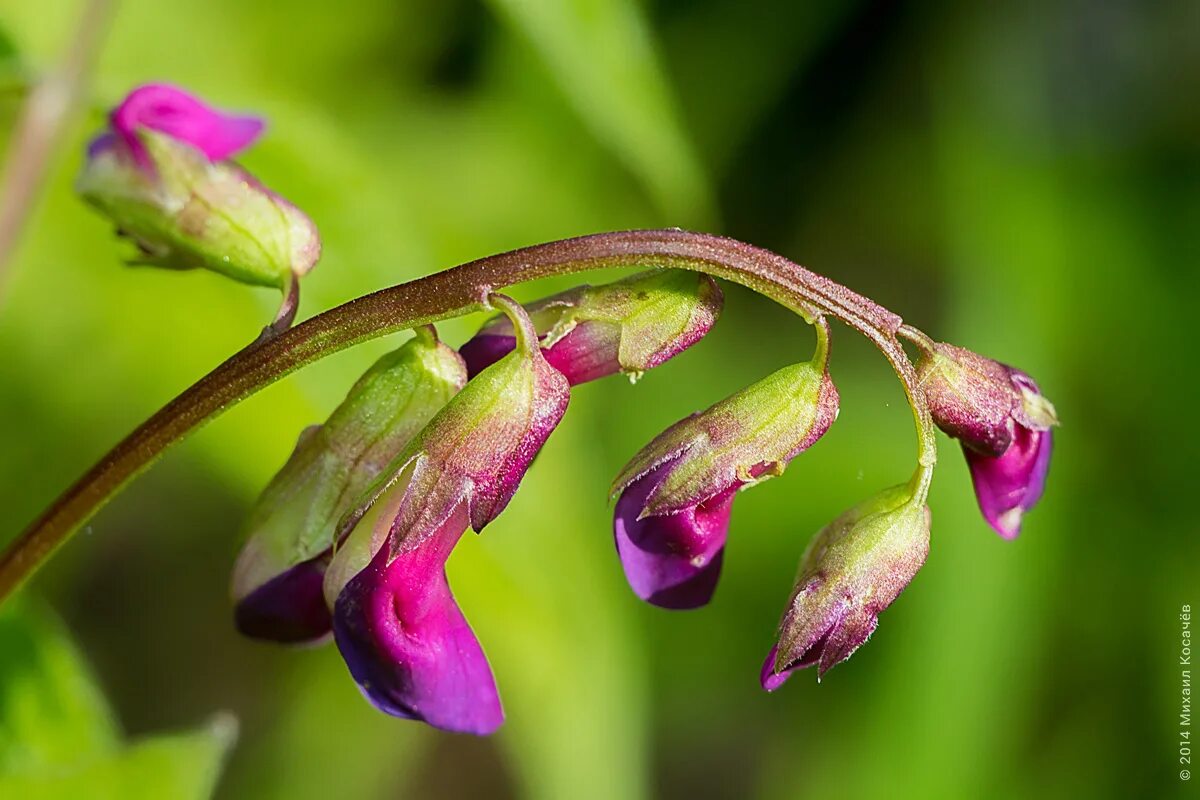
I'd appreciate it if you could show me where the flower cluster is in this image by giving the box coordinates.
[230,326,467,644]
[233,274,722,733]
[73,86,1060,737]
[234,274,1055,730]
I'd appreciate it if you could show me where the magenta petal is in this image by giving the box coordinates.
[461,326,619,386]
[759,646,788,692]
[760,606,841,690]
[234,559,332,644]
[541,324,621,384]
[964,425,1053,539]
[613,463,735,610]
[460,334,517,380]
[759,638,825,691]
[332,511,503,735]
[112,83,264,163]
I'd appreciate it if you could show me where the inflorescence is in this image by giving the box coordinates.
[3,85,1058,736]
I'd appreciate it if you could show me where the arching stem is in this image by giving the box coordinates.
[0,229,937,602]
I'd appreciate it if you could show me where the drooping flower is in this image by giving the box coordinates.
[77,84,320,289]
[231,327,467,643]
[761,478,930,688]
[332,501,501,733]
[459,269,723,385]
[918,342,1058,538]
[610,318,839,609]
[323,294,570,734]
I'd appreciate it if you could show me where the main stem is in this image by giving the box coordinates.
[0,229,937,602]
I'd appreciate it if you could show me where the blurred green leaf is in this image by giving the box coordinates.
[663,0,854,169]
[0,24,15,59]
[485,0,713,224]
[0,602,117,773]
[0,716,236,800]
[0,603,235,798]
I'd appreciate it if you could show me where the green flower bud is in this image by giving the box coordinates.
[78,129,320,289]
[231,327,467,642]
[460,269,723,384]
[612,318,837,518]
[763,477,930,685]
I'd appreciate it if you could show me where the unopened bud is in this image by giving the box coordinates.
[611,319,838,608]
[763,478,930,687]
[78,85,319,289]
[460,270,722,384]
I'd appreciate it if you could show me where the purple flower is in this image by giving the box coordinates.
[230,329,467,644]
[234,558,332,644]
[919,343,1058,538]
[110,83,264,169]
[613,461,736,609]
[611,319,839,609]
[964,414,1053,540]
[460,270,722,385]
[322,294,570,733]
[762,481,930,687]
[333,502,502,734]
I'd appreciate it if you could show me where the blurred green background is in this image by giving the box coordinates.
[1,0,1197,797]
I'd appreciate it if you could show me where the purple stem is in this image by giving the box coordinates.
[0,229,936,602]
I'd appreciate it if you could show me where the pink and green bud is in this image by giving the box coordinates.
[918,343,1058,538]
[323,295,570,733]
[610,319,839,609]
[231,327,467,643]
[761,478,930,688]
[459,270,722,384]
[77,84,319,289]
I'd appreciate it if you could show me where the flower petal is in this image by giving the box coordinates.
[460,271,722,385]
[964,426,1052,539]
[613,461,735,609]
[459,334,518,379]
[112,83,264,163]
[234,559,331,643]
[332,504,503,735]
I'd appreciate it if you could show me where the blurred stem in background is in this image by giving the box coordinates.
[0,0,113,302]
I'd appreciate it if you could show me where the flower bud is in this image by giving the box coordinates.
[918,342,1058,538]
[611,319,838,609]
[761,479,930,688]
[324,295,570,733]
[77,84,319,289]
[231,327,467,643]
[459,269,722,384]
